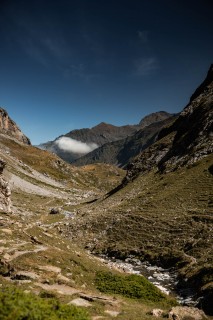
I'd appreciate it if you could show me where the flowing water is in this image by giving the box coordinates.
[98,255,198,306]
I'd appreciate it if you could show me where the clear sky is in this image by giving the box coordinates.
[0,0,212,145]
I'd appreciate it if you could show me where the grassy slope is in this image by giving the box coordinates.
[0,135,177,319]
[0,134,125,193]
[0,208,176,320]
[65,154,213,296]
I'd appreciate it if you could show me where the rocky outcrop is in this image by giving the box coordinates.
[0,159,12,213]
[123,65,213,182]
[168,306,207,320]
[0,107,31,145]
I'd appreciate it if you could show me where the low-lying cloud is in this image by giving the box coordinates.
[55,137,98,154]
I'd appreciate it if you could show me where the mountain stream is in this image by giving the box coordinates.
[98,255,198,306]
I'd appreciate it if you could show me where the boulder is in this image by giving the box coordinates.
[0,159,12,213]
[49,208,61,215]
[168,306,207,320]
[151,309,164,317]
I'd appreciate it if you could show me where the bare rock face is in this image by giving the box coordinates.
[0,159,12,213]
[168,306,207,320]
[139,111,172,128]
[0,107,31,145]
[123,64,213,181]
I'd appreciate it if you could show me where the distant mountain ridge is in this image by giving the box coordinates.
[73,115,177,167]
[38,111,172,163]
[0,107,30,145]
[139,111,172,128]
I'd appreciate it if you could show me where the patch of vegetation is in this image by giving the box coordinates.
[95,271,168,302]
[0,286,90,320]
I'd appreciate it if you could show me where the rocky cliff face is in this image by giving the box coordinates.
[0,108,31,145]
[124,65,213,182]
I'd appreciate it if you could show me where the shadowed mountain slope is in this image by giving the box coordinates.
[64,65,213,315]
[73,115,177,167]
[39,112,172,164]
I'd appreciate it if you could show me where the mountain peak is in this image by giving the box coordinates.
[139,111,172,128]
[189,63,213,103]
[0,107,31,145]
[92,122,115,129]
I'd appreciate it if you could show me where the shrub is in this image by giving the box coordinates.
[95,271,166,302]
[0,286,90,320]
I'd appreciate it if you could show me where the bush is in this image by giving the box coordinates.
[0,286,90,320]
[95,271,166,302]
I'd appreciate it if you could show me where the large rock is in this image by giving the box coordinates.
[0,159,12,213]
[168,306,207,320]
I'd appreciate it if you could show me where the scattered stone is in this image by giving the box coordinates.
[0,246,6,254]
[80,293,118,305]
[15,271,39,280]
[68,298,92,307]
[43,232,53,238]
[24,290,31,294]
[3,253,11,261]
[30,235,43,244]
[1,228,12,235]
[151,309,164,317]
[49,208,61,215]
[57,274,71,282]
[168,306,207,320]
[104,310,120,317]
[35,282,80,295]
[38,265,61,274]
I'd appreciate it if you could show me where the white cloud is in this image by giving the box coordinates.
[55,137,98,154]
[134,57,158,76]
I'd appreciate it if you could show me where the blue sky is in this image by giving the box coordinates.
[0,0,212,144]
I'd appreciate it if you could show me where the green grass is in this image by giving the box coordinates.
[95,271,173,303]
[0,286,90,320]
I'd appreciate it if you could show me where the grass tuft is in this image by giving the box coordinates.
[0,286,90,320]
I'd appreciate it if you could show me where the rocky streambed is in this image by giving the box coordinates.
[97,255,198,307]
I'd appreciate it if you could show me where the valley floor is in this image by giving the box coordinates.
[0,136,212,319]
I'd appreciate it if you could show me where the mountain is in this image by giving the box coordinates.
[65,122,138,144]
[39,122,138,163]
[0,110,175,320]
[139,110,172,128]
[38,112,173,164]
[64,65,213,315]
[0,107,31,145]
[73,114,177,167]
[124,64,213,182]
[1,67,212,318]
